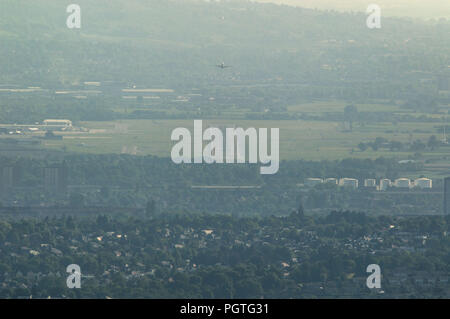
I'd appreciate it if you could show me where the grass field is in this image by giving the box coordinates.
[41,117,448,164]
[2,98,447,178]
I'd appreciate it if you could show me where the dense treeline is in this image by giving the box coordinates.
[0,155,421,187]
[0,155,433,215]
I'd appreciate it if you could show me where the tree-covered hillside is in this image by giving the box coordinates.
[0,0,448,87]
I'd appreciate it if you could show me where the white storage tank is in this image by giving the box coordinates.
[305,178,323,187]
[340,178,359,189]
[324,178,338,185]
[364,179,377,188]
[414,178,432,189]
[395,178,411,188]
[380,179,391,191]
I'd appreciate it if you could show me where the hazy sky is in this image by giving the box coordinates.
[252,0,450,19]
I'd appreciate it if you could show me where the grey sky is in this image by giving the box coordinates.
[252,0,450,19]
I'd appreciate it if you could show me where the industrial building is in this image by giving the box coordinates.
[364,179,377,188]
[445,177,450,215]
[303,176,434,192]
[44,163,69,194]
[395,178,411,189]
[305,178,323,187]
[0,166,18,192]
[42,119,73,131]
[43,119,72,127]
[340,178,359,189]
[324,178,338,185]
[414,178,433,189]
[380,179,391,191]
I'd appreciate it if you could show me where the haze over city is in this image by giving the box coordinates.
[0,0,449,303]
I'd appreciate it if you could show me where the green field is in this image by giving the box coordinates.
[41,117,447,163]
[2,98,448,177]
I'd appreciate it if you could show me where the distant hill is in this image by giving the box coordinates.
[0,0,448,87]
[254,0,450,19]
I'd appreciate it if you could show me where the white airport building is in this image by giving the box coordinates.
[43,119,73,127]
[395,178,411,188]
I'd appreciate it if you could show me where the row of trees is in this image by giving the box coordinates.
[358,135,445,152]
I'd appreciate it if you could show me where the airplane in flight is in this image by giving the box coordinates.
[216,62,231,69]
